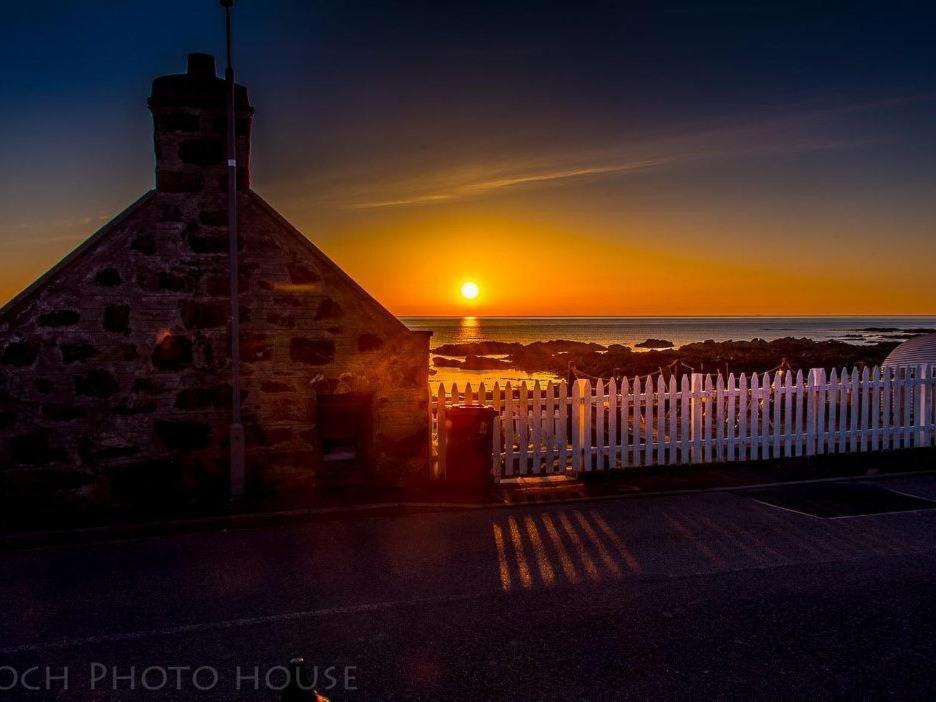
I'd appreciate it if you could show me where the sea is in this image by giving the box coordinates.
[401,316,936,385]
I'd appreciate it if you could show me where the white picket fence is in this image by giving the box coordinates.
[431,365,936,480]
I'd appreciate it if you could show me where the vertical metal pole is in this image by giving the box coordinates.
[223,1,245,499]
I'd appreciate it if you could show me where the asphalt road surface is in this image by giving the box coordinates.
[2,475,936,700]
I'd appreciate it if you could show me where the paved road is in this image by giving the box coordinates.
[2,475,936,700]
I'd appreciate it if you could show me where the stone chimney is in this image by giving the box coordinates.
[148,53,254,194]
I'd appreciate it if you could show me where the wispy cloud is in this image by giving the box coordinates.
[339,95,928,210]
[351,159,669,209]
[346,139,853,210]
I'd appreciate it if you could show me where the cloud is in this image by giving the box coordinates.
[341,94,929,210]
[346,139,852,210]
[350,159,670,209]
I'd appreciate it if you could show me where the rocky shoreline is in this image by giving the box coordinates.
[432,336,911,380]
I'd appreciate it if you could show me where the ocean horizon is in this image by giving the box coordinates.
[402,315,936,348]
[402,315,936,384]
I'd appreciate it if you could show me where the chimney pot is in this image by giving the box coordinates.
[187,53,216,79]
[150,54,253,193]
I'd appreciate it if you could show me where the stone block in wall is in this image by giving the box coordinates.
[60,341,98,364]
[158,270,197,293]
[186,224,227,254]
[152,335,193,370]
[113,399,158,416]
[103,304,130,333]
[199,210,227,227]
[156,420,212,451]
[156,170,204,193]
[41,403,86,421]
[38,309,80,327]
[260,380,292,393]
[5,432,68,466]
[93,268,123,286]
[314,298,343,320]
[131,233,157,255]
[241,334,272,363]
[1,341,40,366]
[74,369,120,398]
[358,333,384,352]
[179,138,224,166]
[174,384,232,409]
[287,263,320,284]
[289,337,335,365]
[179,300,227,330]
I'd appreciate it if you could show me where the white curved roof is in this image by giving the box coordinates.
[882,333,936,367]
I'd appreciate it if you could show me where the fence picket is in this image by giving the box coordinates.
[771,371,782,458]
[793,371,804,457]
[592,379,604,472]
[883,366,894,450]
[690,374,703,463]
[619,377,630,468]
[583,380,593,470]
[518,381,530,475]
[804,370,816,457]
[632,376,643,467]
[848,368,859,453]
[702,375,713,463]
[859,367,870,452]
[531,381,543,474]
[715,374,726,462]
[870,367,880,451]
[558,382,569,472]
[656,376,667,464]
[782,371,792,457]
[432,360,934,481]
[544,381,555,473]
[642,376,654,467]
[571,380,582,474]
[738,374,749,461]
[503,382,514,476]
[815,368,828,454]
[491,382,502,470]
[836,368,849,453]
[668,375,679,465]
[750,373,761,461]
[607,378,618,469]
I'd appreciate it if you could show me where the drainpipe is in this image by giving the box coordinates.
[222,0,245,500]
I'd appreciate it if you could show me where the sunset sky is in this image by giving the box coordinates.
[1,1,935,315]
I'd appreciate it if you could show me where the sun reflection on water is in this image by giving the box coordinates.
[455,315,482,343]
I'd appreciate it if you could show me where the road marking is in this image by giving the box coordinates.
[491,523,512,592]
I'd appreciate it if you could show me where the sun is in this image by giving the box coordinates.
[460,281,480,300]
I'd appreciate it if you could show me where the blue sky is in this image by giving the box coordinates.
[1,1,935,313]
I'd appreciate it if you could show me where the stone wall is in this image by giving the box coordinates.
[0,53,431,523]
[0,190,430,519]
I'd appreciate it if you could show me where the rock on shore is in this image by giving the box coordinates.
[431,337,901,378]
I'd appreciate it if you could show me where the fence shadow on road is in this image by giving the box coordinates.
[491,509,643,592]
[490,502,925,593]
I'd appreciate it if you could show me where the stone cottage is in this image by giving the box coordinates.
[0,54,430,518]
